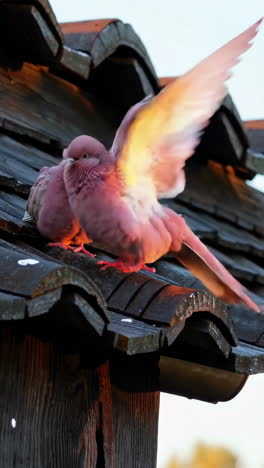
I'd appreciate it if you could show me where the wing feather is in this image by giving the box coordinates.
[115,18,262,198]
[26,165,59,222]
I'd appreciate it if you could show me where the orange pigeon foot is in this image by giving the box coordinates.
[97,259,156,273]
[69,243,96,257]
[48,242,96,257]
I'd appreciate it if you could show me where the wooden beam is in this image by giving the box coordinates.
[110,353,160,468]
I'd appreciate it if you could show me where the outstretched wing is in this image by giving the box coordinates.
[113,18,262,198]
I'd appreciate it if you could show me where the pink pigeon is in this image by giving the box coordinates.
[63,19,262,311]
[24,139,105,256]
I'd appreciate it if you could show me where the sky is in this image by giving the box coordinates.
[50,1,264,466]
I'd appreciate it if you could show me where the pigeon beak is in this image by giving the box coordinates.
[65,157,75,166]
[62,148,68,159]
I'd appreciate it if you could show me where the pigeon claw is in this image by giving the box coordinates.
[47,242,96,257]
[97,259,156,273]
[141,264,156,273]
[70,244,96,257]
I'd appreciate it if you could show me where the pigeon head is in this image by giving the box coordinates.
[63,135,107,164]
[63,135,113,194]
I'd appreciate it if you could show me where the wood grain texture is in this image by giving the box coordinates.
[0,325,98,468]
[110,353,160,468]
[0,135,57,237]
[180,162,264,235]
[0,292,26,320]
[0,63,119,149]
[54,46,91,80]
[96,361,115,468]
[61,19,158,87]
[0,239,109,327]
[0,134,58,195]
[229,343,264,374]
[209,246,264,284]
[42,249,130,302]
[170,202,264,259]
[107,311,162,354]
[40,247,238,346]
[0,239,99,298]
[174,318,231,359]
[229,305,264,344]
[107,274,154,313]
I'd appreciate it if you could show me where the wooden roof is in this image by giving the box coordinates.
[0,0,264,403]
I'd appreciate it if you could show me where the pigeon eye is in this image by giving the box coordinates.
[82,153,90,159]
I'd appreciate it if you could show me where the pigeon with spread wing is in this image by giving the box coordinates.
[63,19,262,310]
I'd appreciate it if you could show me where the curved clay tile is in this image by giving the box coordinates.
[59,19,159,106]
[244,120,264,129]
[0,239,108,327]
[60,19,157,77]
[0,1,63,64]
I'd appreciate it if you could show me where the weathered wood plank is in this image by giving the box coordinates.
[209,246,264,284]
[27,288,61,317]
[107,274,150,312]
[52,289,106,336]
[229,305,264,345]
[0,191,31,234]
[114,21,157,84]
[163,199,216,239]
[40,247,238,346]
[171,317,231,360]
[42,248,136,302]
[61,19,118,50]
[0,133,58,169]
[61,19,158,89]
[96,361,115,468]
[0,62,120,149]
[110,353,160,468]
[229,343,264,374]
[0,240,108,322]
[0,325,98,467]
[154,260,205,289]
[107,311,162,354]
[0,291,26,320]
[52,45,91,80]
[125,279,168,318]
[142,286,237,346]
[176,204,264,258]
[180,162,264,235]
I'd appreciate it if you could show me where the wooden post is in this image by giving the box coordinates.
[0,325,160,467]
[110,353,160,468]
